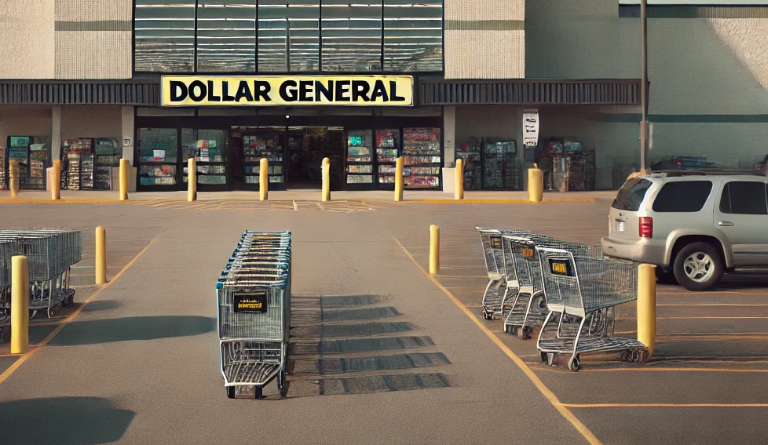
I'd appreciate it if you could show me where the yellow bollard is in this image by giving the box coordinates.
[95,226,107,285]
[259,158,268,201]
[394,157,404,202]
[455,158,464,200]
[11,255,29,354]
[188,157,197,202]
[637,263,657,358]
[321,157,331,202]
[52,160,61,200]
[119,159,129,201]
[9,160,19,198]
[429,225,440,274]
[528,163,544,203]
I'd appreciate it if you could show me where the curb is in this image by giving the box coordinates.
[0,198,598,205]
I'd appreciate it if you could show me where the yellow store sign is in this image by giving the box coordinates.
[161,75,414,107]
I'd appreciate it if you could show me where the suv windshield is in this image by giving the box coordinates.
[612,178,651,211]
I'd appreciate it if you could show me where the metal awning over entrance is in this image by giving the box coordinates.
[419,78,641,106]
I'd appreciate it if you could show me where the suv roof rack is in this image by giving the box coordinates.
[650,170,767,177]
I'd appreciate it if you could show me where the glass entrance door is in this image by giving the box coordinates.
[137,128,179,189]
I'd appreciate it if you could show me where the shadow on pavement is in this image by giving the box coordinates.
[0,397,135,444]
[48,316,215,346]
[81,300,121,312]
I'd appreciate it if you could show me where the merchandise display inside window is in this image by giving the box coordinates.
[243,129,284,186]
[0,145,5,190]
[346,130,374,185]
[182,129,229,186]
[482,139,519,190]
[137,129,179,186]
[538,139,596,192]
[456,139,482,190]
[61,139,94,190]
[376,129,400,188]
[402,128,441,189]
[95,138,121,190]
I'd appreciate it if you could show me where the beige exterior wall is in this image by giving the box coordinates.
[0,106,53,153]
[444,0,525,79]
[61,105,123,139]
[0,0,56,79]
[0,0,131,80]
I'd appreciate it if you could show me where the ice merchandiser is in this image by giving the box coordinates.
[402,128,441,190]
[346,129,374,190]
[242,128,285,191]
[482,139,520,190]
[8,136,48,190]
[375,129,400,189]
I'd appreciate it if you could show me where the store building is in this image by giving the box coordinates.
[2,1,765,193]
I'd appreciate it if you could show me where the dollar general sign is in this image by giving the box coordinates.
[162,76,414,107]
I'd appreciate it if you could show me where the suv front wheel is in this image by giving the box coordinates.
[673,242,724,291]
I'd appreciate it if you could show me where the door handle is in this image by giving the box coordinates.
[718,221,735,227]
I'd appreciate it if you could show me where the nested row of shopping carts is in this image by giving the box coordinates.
[216,230,291,399]
[477,227,648,371]
[0,229,82,338]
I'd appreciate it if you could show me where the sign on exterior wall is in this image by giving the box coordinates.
[523,109,540,147]
[161,76,414,107]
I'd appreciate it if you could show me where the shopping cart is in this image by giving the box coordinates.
[0,229,81,318]
[0,240,12,340]
[501,235,604,340]
[535,247,648,371]
[217,231,291,399]
[476,227,538,320]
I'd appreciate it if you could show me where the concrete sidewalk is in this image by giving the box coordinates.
[0,189,615,203]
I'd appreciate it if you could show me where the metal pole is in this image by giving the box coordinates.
[640,0,649,172]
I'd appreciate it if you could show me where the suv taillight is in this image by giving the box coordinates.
[639,217,653,238]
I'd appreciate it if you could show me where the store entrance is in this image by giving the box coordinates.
[235,126,345,191]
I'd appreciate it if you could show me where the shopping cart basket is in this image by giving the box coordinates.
[501,235,604,339]
[535,247,648,371]
[218,231,291,399]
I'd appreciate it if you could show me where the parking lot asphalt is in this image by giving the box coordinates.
[1,196,767,445]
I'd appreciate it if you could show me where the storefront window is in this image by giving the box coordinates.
[197,1,257,73]
[346,130,374,185]
[322,0,383,72]
[182,129,230,186]
[376,129,400,188]
[403,128,441,189]
[135,0,196,73]
[137,129,179,186]
[384,0,443,72]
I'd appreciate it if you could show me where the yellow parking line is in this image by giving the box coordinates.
[0,236,158,386]
[563,403,768,408]
[393,235,603,445]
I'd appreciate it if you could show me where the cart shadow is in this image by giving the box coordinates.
[48,316,216,346]
[0,397,135,445]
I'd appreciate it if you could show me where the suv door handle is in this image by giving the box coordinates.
[718,221,735,227]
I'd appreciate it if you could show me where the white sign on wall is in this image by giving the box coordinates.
[523,109,540,147]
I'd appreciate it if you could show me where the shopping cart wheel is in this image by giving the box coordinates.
[226,387,236,399]
[509,326,518,336]
[47,307,56,318]
[255,386,263,399]
[568,355,581,372]
[277,370,285,390]
[539,352,549,364]
[620,350,631,362]
[635,349,650,364]
[521,326,534,340]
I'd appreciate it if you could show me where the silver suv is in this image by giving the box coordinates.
[601,172,768,290]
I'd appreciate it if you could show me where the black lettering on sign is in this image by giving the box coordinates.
[254,81,271,102]
[189,80,207,102]
[299,81,313,102]
[280,80,298,102]
[207,80,222,102]
[490,236,502,250]
[235,80,254,102]
[548,259,574,277]
[170,81,188,101]
[222,81,236,102]
[352,80,371,102]
[390,80,407,102]
[370,80,389,102]
[316,80,334,102]
[233,292,268,314]
[335,81,351,102]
